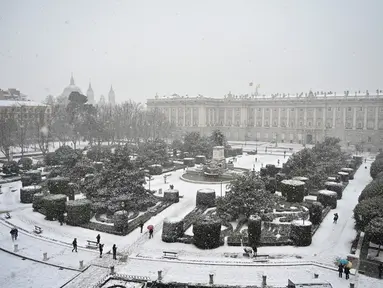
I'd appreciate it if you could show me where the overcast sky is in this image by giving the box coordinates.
[1,0,382,103]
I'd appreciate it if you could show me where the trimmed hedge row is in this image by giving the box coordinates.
[317,190,337,209]
[20,186,42,203]
[162,217,184,242]
[290,220,312,246]
[280,180,305,202]
[196,188,216,208]
[47,177,70,195]
[193,216,221,249]
[42,194,67,220]
[66,199,92,226]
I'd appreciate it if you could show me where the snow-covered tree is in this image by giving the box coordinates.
[366,217,383,256]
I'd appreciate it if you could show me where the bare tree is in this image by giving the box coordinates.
[0,118,17,161]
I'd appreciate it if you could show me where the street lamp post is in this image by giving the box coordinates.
[220,180,223,197]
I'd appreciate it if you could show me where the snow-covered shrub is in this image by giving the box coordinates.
[280,179,305,202]
[24,170,42,184]
[21,175,33,187]
[290,220,312,246]
[163,189,179,203]
[86,146,112,162]
[263,176,277,194]
[265,164,278,177]
[371,159,383,179]
[358,178,383,203]
[308,201,323,225]
[195,155,206,164]
[183,158,195,167]
[18,157,33,170]
[42,194,67,220]
[353,155,363,165]
[325,181,343,199]
[66,199,92,226]
[248,215,262,247]
[45,145,80,167]
[193,216,221,249]
[47,176,70,195]
[338,171,349,183]
[148,164,163,175]
[260,167,267,177]
[20,185,42,203]
[196,188,216,208]
[341,167,354,180]
[227,232,244,246]
[292,176,309,195]
[317,190,337,209]
[32,193,45,211]
[67,182,77,200]
[2,161,19,175]
[113,210,129,232]
[162,217,184,242]
[93,162,103,172]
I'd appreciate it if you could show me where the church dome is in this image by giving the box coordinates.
[61,74,83,99]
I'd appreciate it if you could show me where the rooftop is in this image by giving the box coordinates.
[0,100,46,107]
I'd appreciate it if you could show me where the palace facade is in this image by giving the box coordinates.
[147,91,383,152]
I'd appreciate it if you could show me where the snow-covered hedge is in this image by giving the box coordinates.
[67,182,76,200]
[308,201,323,225]
[358,178,383,202]
[265,164,278,177]
[290,220,312,246]
[93,162,103,172]
[292,176,309,196]
[317,190,337,209]
[195,155,206,164]
[113,210,129,232]
[196,188,216,208]
[162,217,184,242]
[193,216,221,249]
[324,181,343,199]
[280,180,305,203]
[183,158,195,167]
[47,177,70,195]
[20,185,42,204]
[25,170,42,184]
[32,193,45,211]
[370,159,383,179]
[66,199,92,226]
[341,167,354,180]
[2,161,19,175]
[163,189,179,203]
[248,215,262,247]
[18,157,33,170]
[148,164,163,175]
[42,194,67,220]
[260,167,267,177]
[338,171,349,183]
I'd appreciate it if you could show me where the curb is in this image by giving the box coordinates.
[179,175,231,185]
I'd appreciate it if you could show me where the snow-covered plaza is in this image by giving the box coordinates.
[0,146,379,288]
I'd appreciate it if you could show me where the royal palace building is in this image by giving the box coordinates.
[147,91,383,152]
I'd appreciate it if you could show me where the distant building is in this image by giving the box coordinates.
[108,85,116,106]
[0,88,28,101]
[87,83,95,105]
[147,90,383,152]
[61,74,83,99]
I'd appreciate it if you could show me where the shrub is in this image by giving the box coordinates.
[227,232,244,246]
[196,188,216,208]
[280,180,305,202]
[20,186,42,204]
[354,197,383,231]
[47,177,70,195]
[317,190,337,209]
[358,178,383,202]
[163,189,179,203]
[2,161,19,175]
[371,159,383,179]
[114,210,129,232]
[308,202,323,225]
[376,153,383,161]
[148,164,163,175]
[42,194,67,220]
[162,217,184,242]
[86,146,112,162]
[33,193,45,211]
[248,215,262,247]
[324,181,343,199]
[183,158,195,167]
[66,199,92,226]
[24,170,42,184]
[45,146,80,167]
[290,220,312,246]
[18,157,33,170]
[265,164,278,177]
[193,216,221,249]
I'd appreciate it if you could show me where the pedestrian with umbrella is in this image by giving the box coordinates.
[147,225,154,239]
[338,264,344,278]
[344,264,351,280]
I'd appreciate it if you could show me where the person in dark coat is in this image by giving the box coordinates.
[333,213,339,224]
[252,245,258,257]
[72,238,77,252]
[149,227,154,239]
[112,244,117,260]
[378,263,383,279]
[10,228,16,241]
[58,213,64,226]
[14,228,18,240]
[139,222,144,233]
[96,234,100,244]
[344,266,350,279]
[99,243,104,258]
[338,264,343,278]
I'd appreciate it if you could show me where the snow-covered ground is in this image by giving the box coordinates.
[0,151,379,287]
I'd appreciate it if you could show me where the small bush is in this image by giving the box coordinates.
[193,216,221,249]
[42,194,67,220]
[358,178,383,202]
[66,199,92,226]
[18,158,33,170]
[354,196,383,231]
[47,177,70,195]
[371,159,383,179]
[2,161,19,175]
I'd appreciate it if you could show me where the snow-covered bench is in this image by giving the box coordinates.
[34,225,43,234]
[163,251,178,259]
[86,240,98,249]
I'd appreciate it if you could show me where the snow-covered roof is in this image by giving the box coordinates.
[0,100,46,107]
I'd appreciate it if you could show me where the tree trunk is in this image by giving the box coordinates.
[377,244,381,257]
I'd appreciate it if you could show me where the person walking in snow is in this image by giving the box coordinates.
[58,213,64,226]
[96,234,100,245]
[72,238,77,252]
[333,213,339,224]
[378,263,383,279]
[112,244,117,260]
[10,228,16,241]
[148,227,154,239]
[338,264,343,278]
[14,228,18,240]
[99,243,104,258]
[139,221,144,233]
[344,266,350,280]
